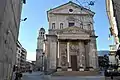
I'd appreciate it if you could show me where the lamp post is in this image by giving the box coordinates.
[42,52,45,72]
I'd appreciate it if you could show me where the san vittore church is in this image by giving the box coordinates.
[36,1,98,71]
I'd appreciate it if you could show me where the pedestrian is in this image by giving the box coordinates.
[19,71,23,80]
[15,70,19,80]
[110,75,113,80]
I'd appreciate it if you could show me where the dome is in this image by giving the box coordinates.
[40,28,45,32]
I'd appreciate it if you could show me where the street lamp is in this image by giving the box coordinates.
[42,52,45,72]
[20,18,27,22]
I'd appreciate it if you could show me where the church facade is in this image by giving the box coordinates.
[44,1,98,71]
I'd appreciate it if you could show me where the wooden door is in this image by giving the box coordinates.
[71,55,77,71]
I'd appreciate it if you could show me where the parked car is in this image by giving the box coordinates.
[104,67,120,76]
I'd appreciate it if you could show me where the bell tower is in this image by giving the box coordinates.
[36,27,45,70]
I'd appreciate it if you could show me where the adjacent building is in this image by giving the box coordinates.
[24,61,32,72]
[0,0,24,79]
[16,41,23,68]
[16,41,27,72]
[106,0,119,46]
[45,1,98,71]
[106,0,120,64]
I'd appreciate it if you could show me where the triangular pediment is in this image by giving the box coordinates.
[58,26,90,34]
[48,1,95,15]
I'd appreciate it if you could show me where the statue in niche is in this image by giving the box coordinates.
[70,43,79,54]
[61,55,67,66]
[60,44,67,66]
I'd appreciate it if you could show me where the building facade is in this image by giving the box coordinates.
[106,0,120,64]
[16,41,22,68]
[45,1,98,71]
[16,41,27,72]
[0,0,24,79]
[20,46,27,72]
[106,0,119,46]
[24,61,31,72]
[36,28,45,70]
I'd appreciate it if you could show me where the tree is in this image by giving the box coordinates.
[103,54,109,69]
[98,54,109,70]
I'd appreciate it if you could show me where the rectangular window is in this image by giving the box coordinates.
[52,23,55,29]
[69,22,74,27]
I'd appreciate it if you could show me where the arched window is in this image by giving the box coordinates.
[87,23,91,30]
[60,23,63,29]
[52,23,55,29]
[80,22,83,29]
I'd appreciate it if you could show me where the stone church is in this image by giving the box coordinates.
[38,1,98,71]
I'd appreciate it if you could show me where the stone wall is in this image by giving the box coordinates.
[48,4,94,35]
[0,0,22,79]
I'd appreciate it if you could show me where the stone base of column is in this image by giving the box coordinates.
[79,67,84,71]
[84,67,94,71]
[57,67,62,71]
[67,67,72,71]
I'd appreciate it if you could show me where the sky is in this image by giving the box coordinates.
[19,0,113,61]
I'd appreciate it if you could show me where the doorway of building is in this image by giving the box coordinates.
[71,55,77,71]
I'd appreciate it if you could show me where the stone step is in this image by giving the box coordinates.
[52,71,99,76]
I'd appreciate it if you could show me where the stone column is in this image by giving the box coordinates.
[89,37,98,69]
[57,41,61,71]
[67,42,70,63]
[67,42,71,71]
[89,42,94,68]
[84,41,90,70]
[58,41,60,58]
[49,40,57,70]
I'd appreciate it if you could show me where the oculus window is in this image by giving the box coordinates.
[69,9,73,12]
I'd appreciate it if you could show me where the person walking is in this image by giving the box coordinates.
[19,71,23,80]
[14,69,23,80]
[14,70,19,80]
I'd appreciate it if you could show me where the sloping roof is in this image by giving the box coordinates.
[47,1,95,14]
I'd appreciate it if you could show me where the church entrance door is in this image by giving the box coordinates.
[71,55,77,71]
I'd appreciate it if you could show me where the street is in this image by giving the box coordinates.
[22,71,43,80]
